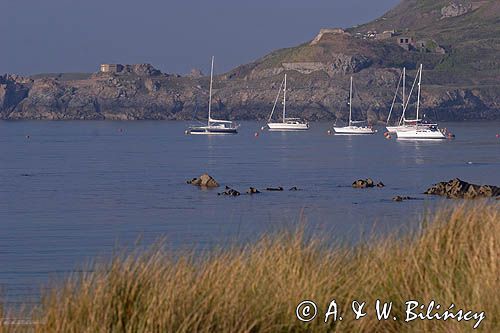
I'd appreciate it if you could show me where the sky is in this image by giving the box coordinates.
[0,0,400,75]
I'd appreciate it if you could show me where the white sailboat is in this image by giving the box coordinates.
[266,74,309,131]
[395,64,446,140]
[386,67,434,133]
[333,76,376,135]
[186,56,239,135]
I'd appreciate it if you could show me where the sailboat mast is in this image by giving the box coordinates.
[402,67,406,108]
[399,67,406,126]
[208,56,214,124]
[283,74,287,123]
[416,64,422,126]
[349,76,353,127]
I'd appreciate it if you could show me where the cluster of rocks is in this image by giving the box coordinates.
[424,178,500,199]
[187,175,500,202]
[441,1,472,19]
[352,178,385,189]
[187,174,301,197]
[218,186,300,197]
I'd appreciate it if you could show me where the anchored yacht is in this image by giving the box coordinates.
[266,74,309,131]
[394,65,446,140]
[333,76,376,135]
[186,57,239,135]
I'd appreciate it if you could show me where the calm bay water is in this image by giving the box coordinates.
[0,120,499,304]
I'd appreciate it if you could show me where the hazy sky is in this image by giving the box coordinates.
[1,0,400,75]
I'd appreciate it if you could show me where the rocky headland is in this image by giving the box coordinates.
[1,0,499,122]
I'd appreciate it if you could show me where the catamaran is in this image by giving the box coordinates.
[394,64,446,140]
[186,57,239,135]
[333,76,376,135]
[266,74,309,131]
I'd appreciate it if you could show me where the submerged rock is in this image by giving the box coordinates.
[187,173,219,188]
[424,178,500,199]
[246,187,261,194]
[266,187,284,191]
[393,196,414,202]
[218,186,240,196]
[352,178,379,189]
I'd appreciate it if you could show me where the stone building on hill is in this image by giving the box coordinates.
[100,64,124,73]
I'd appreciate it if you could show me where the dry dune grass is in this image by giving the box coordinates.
[1,202,498,332]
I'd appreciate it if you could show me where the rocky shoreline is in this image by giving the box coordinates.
[2,0,499,122]
[1,66,498,122]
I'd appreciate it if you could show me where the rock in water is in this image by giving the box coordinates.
[424,178,500,199]
[352,178,382,189]
[187,173,219,188]
[392,196,413,202]
[352,180,369,188]
[266,187,284,191]
[218,186,241,196]
[246,187,261,194]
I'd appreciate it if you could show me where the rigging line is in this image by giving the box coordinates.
[400,66,420,124]
[268,76,286,123]
[387,70,403,125]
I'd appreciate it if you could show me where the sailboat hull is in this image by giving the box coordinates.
[333,126,376,135]
[186,126,238,135]
[267,122,309,131]
[395,128,446,139]
[387,123,436,133]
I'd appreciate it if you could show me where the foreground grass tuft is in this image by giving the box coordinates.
[2,202,499,332]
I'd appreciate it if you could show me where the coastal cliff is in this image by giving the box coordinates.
[1,0,499,121]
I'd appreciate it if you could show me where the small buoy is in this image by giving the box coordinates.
[467,161,473,165]
[261,126,265,131]
[384,132,389,137]
[184,130,189,135]
[496,134,500,139]
[254,132,259,137]
[25,135,30,139]
[327,130,332,135]
[386,135,392,140]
